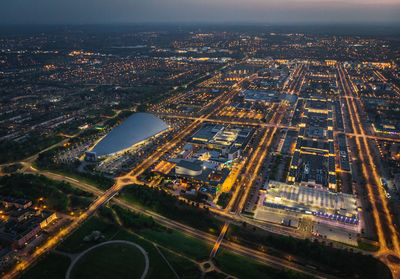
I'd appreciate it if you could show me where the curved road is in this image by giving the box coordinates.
[65,240,149,279]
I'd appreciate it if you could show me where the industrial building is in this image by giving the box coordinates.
[255,181,359,227]
[152,124,254,198]
[190,124,254,160]
[153,156,230,195]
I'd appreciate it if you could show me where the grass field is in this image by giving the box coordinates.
[19,253,70,279]
[19,215,315,279]
[214,249,313,279]
[138,228,211,261]
[58,217,119,253]
[204,271,227,279]
[160,248,202,279]
[108,230,176,279]
[70,243,146,279]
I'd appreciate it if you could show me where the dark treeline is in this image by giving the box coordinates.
[0,134,63,164]
[111,204,155,230]
[0,173,93,212]
[35,146,114,190]
[226,225,392,279]
[121,184,222,234]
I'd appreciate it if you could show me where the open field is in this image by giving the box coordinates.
[70,242,146,279]
[18,253,70,279]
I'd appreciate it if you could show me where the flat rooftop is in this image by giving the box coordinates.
[191,124,222,142]
[307,100,328,110]
[261,181,358,222]
[191,124,254,150]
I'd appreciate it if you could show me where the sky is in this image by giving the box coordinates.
[0,0,399,25]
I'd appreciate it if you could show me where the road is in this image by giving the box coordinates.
[155,113,400,144]
[2,72,258,278]
[209,222,229,259]
[208,64,301,263]
[3,63,399,279]
[338,63,400,278]
[20,161,336,279]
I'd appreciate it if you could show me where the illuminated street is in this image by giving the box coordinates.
[0,20,400,279]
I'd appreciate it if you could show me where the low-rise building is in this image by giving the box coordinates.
[254,181,360,229]
[0,199,57,250]
[0,196,32,209]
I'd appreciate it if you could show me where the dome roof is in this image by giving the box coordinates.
[92,113,168,156]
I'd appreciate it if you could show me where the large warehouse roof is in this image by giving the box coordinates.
[92,113,168,156]
[260,181,359,221]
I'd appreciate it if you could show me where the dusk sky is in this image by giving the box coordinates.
[1,0,399,25]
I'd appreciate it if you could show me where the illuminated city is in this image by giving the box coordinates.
[0,1,400,279]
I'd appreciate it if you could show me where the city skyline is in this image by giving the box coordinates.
[1,2,400,278]
[1,0,400,25]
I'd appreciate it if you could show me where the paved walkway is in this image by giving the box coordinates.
[65,240,149,279]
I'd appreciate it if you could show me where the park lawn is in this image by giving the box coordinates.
[58,217,120,253]
[19,253,70,279]
[138,228,211,261]
[70,243,146,279]
[55,216,209,279]
[160,248,202,279]
[111,230,175,279]
[204,271,227,279]
[214,249,313,279]
[54,217,174,279]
